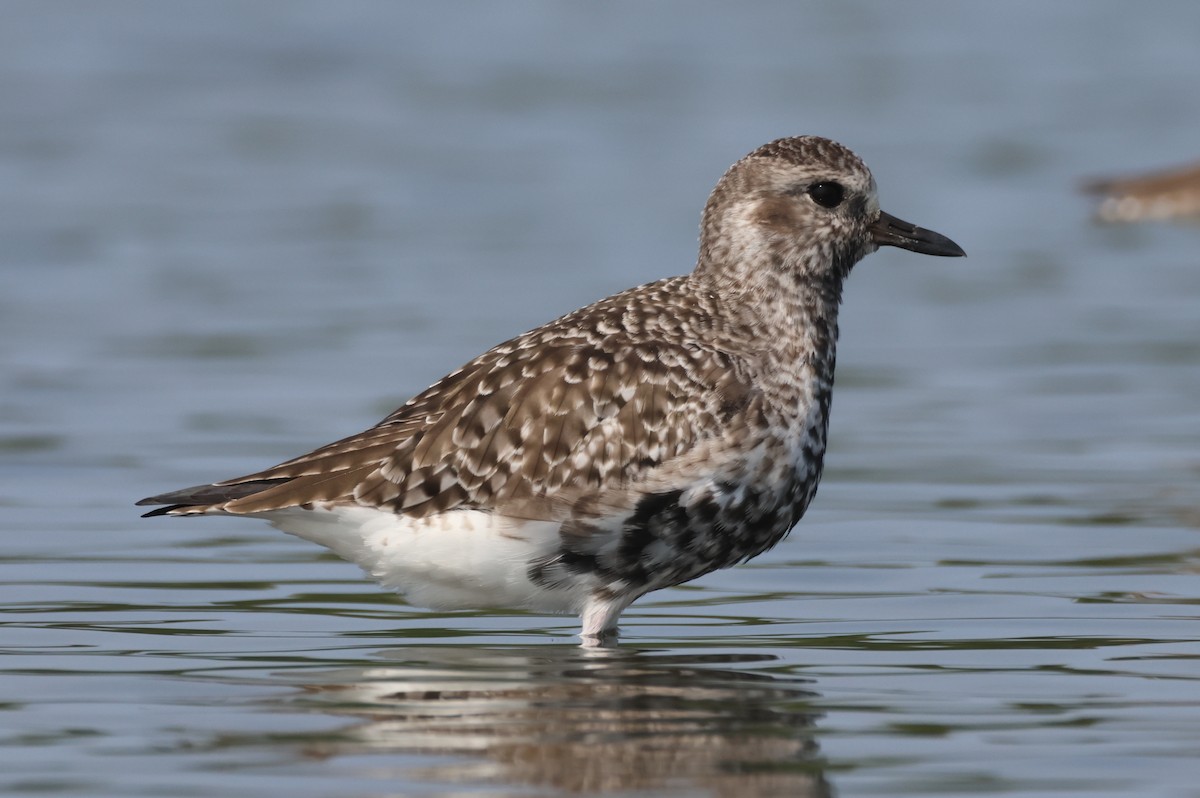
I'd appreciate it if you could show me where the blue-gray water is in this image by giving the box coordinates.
[3,2,1199,796]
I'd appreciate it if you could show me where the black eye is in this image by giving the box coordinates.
[807,181,845,209]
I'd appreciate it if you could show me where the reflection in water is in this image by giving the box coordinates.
[274,647,830,796]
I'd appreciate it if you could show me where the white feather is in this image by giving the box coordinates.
[259,506,590,614]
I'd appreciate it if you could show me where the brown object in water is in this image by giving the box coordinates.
[1082,161,1200,224]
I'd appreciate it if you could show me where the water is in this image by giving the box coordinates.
[2,2,1199,796]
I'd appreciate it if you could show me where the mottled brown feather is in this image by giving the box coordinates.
[176,291,756,522]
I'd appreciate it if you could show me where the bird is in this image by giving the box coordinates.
[138,136,965,645]
[1082,160,1200,224]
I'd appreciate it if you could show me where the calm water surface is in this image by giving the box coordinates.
[2,3,1199,796]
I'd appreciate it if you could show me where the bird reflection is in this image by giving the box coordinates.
[284,646,831,796]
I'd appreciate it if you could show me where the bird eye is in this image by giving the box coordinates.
[807,181,845,209]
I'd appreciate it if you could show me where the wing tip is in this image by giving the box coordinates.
[139,503,189,518]
[136,477,294,517]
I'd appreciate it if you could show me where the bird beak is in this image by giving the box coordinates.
[871,211,966,257]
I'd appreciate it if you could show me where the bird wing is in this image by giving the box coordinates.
[139,334,756,520]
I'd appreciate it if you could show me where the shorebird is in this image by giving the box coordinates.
[1082,160,1200,224]
[139,136,965,644]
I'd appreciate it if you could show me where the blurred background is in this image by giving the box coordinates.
[2,3,1198,797]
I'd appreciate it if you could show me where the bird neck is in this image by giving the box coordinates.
[693,249,845,372]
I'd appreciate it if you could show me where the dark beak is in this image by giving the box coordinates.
[871,211,966,257]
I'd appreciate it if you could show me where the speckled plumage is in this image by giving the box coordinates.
[139,136,964,643]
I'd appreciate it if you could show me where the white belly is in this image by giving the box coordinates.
[259,505,588,615]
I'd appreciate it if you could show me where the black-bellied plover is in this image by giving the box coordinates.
[139,136,965,644]
[1083,160,1200,223]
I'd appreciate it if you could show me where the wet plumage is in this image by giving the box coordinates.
[139,136,965,643]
